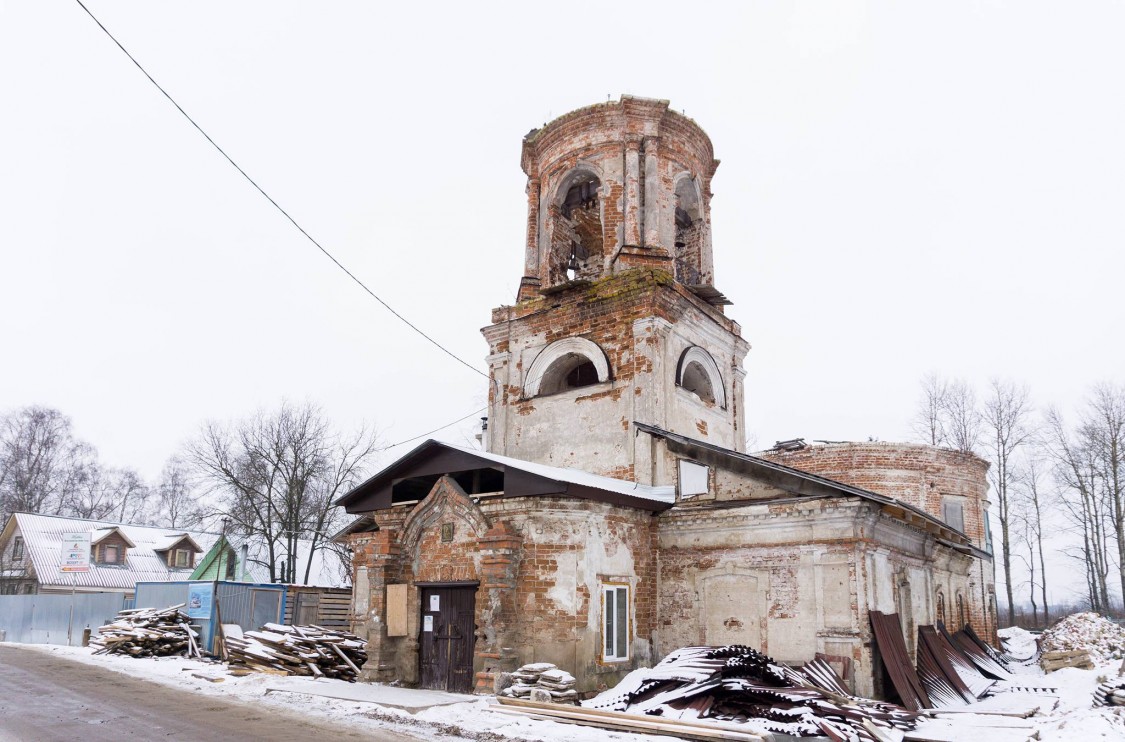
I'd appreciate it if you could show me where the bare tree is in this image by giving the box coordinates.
[0,406,96,519]
[942,379,983,454]
[982,379,1033,625]
[188,401,378,584]
[912,373,949,445]
[910,375,982,453]
[151,457,206,529]
[1046,405,1113,611]
[1081,384,1125,601]
[1014,457,1052,625]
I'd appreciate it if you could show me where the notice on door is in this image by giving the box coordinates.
[429,594,440,611]
[423,615,434,632]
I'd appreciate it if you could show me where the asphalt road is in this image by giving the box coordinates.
[0,645,427,741]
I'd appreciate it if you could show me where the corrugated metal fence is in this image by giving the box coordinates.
[134,581,286,652]
[0,593,126,646]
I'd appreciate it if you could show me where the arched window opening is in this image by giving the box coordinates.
[538,354,599,396]
[676,346,726,409]
[549,172,604,285]
[936,591,946,627]
[955,593,967,629]
[524,337,611,398]
[674,176,704,284]
[680,361,716,405]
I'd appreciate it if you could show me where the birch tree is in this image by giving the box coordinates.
[1047,405,1113,611]
[982,379,1033,625]
[0,406,96,519]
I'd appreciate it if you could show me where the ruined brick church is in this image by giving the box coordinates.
[337,96,997,698]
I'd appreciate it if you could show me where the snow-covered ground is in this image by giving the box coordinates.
[6,641,1125,741]
[3,643,667,742]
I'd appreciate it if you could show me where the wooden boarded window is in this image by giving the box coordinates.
[386,584,408,637]
[602,584,629,661]
[942,497,965,533]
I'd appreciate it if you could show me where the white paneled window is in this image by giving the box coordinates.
[602,584,630,661]
[678,459,709,498]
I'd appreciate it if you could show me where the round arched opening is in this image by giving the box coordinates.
[524,337,611,398]
[680,361,716,405]
[675,346,726,409]
[539,353,600,396]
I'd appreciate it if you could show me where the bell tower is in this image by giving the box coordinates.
[481,96,749,484]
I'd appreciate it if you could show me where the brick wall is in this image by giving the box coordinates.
[759,443,990,547]
[759,442,998,643]
[348,476,659,693]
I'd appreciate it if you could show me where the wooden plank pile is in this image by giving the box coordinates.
[89,604,203,659]
[1039,649,1094,673]
[224,623,368,682]
[1092,678,1125,707]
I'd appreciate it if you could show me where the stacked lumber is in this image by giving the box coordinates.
[89,604,203,659]
[224,623,367,682]
[1093,678,1125,707]
[497,662,578,703]
[584,645,918,741]
[1039,649,1094,673]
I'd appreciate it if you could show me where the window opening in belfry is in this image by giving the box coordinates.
[539,353,600,396]
[674,177,704,284]
[680,360,716,405]
[550,174,603,284]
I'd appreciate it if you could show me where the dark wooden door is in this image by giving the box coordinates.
[419,586,476,692]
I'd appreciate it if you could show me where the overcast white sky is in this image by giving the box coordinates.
[2,2,1123,603]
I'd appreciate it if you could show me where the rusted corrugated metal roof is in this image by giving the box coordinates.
[869,610,931,711]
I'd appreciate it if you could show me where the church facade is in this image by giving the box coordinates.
[337,97,996,698]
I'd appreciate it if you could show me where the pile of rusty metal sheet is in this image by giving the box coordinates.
[582,645,919,741]
[870,611,1056,719]
[870,611,931,711]
[224,623,367,681]
[89,604,203,659]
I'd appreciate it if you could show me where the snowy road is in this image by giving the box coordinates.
[0,645,426,741]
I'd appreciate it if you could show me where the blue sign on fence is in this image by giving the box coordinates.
[186,584,213,619]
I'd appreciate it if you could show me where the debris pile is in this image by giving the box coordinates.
[224,623,368,681]
[583,645,918,740]
[498,662,578,703]
[1040,612,1125,664]
[90,605,202,658]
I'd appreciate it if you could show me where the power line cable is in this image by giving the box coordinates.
[73,0,489,381]
[378,407,487,451]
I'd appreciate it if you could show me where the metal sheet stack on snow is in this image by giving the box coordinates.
[584,644,919,741]
[89,604,203,658]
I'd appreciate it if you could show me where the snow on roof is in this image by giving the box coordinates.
[2,513,348,590]
[429,441,676,504]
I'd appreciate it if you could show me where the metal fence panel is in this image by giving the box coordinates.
[133,582,190,612]
[0,593,126,646]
